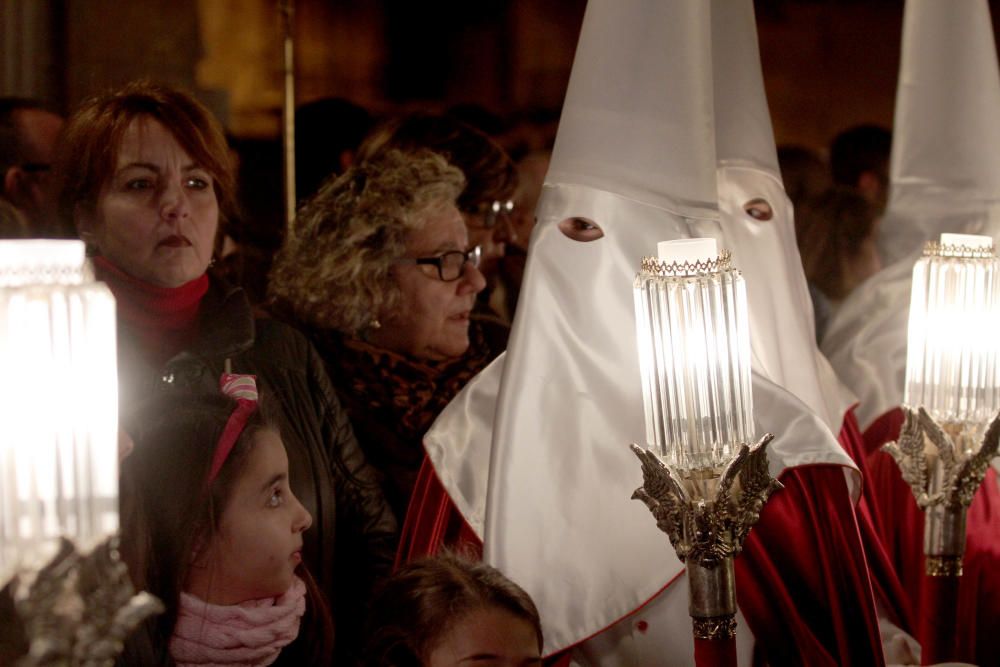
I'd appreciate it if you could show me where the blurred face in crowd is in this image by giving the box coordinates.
[3,108,63,231]
[76,115,218,287]
[844,226,882,295]
[188,429,312,604]
[510,152,550,253]
[426,605,542,667]
[371,201,486,361]
[464,198,517,280]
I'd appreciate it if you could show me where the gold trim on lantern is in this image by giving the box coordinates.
[640,251,733,277]
[692,616,738,640]
[923,241,996,260]
[925,555,963,577]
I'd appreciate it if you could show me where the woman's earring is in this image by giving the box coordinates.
[360,318,381,342]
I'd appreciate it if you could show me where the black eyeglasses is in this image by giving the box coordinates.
[469,199,515,229]
[396,246,481,281]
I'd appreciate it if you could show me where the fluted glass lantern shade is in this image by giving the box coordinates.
[633,238,754,472]
[904,233,1000,446]
[0,240,119,587]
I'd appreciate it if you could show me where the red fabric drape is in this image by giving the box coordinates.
[866,410,1000,666]
[395,458,481,569]
[863,408,906,458]
[399,453,884,666]
[734,464,884,667]
[839,410,914,632]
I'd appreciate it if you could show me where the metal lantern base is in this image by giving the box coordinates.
[6,535,162,667]
[882,407,1000,665]
[631,434,782,667]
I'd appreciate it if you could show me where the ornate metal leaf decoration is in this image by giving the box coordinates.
[629,435,782,568]
[882,407,934,505]
[630,444,689,556]
[731,433,783,553]
[948,411,1000,508]
[919,407,956,473]
[14,537,163,667]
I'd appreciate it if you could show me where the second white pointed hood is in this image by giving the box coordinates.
[880,0,1000,266]
[692,0,853,433]
[824,0,1000,430]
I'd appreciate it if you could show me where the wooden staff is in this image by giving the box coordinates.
[279,0,296,230]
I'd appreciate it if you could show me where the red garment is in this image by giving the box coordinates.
[400,454,884,665]
[94,256,208,365]
[863,408,906,457]
[840,410,914,633]
[395,459,481,570]
[866,411,1000,666]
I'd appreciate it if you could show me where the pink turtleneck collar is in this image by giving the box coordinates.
[169,576,307,667]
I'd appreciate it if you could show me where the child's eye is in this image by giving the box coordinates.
[266,487,284,508]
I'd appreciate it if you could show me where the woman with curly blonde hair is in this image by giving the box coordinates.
[270,149,501,520]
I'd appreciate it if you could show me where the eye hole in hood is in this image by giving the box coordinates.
[743,198,773,221]
[559,217,605,242]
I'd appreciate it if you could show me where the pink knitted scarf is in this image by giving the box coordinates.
[169,576,307,667]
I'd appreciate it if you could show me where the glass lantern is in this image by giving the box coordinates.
[0,240,119,586]
[904,232,1000,450]
[633,238,755,472]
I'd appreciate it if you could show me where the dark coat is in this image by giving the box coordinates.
[305,319,506,521]
[116,277,398,664]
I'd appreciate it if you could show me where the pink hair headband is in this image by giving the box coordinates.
[206,373,259,488]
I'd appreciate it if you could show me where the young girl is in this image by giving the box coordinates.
[363,553,543,667]
[118,374,333,666]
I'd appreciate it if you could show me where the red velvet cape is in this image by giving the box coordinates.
[399,419,887,666]
[864,407,1000,666]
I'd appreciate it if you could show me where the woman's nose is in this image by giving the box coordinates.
[460,262,487,294]
[159,180,190,220]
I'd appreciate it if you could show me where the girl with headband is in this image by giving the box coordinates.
[117,374,333,667]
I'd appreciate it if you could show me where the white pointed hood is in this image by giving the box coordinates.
[823,0,1000,429]
[880,0,1000,267]
[425,0,854,658]
[482,1,717,652]
[544,0,719,217]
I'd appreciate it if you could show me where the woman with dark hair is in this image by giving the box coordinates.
[53,80,397,663]
[363,554,542,667]
[119,380,332,666]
